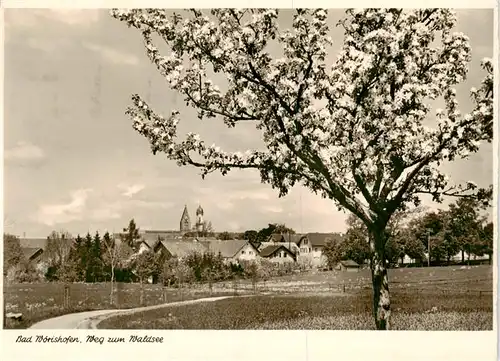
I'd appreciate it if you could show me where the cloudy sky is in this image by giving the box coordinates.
[3,9,493,238]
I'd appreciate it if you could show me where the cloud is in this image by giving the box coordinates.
[46,9,100,26]
[84,42,139,66]
[35,188,93,226]
[90,208,121,221]
[128,200,174,210]
[261,205,284,213]
[118,184,145,197]
[5,141,45,162]
[5,9,100,29]
[25,37,69,53]
[231,190,271,201]
[227,221,240,231]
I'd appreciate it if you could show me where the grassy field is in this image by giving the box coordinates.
[3,282,237,329]
[253,264,493,292]
[3,265,493,329]
[99,265,494,330]
[212,264,494,295]
[99,290,493,330]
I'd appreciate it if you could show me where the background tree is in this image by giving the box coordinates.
[121,219,141,251]
[134,250,157,304]
[478,221,493,264]
[89,231,104,282]
[254,223,295,243]
[152,250,169,283]
[67,234,86,281]
[202,221,215,237]
[3,233,23,276]
[217,231,232,240]
[205,221,214,232]
[341,233,371,265]
[112,8,493,330]
[447,197,487,262]
[344,210,420,266]
[7,259,43,283]
[401,232,426,264]
[429,235,447,264]
[102,232,134,304]
[175,261,194,288]
[438,216,462,265]
[322,237,343,270]
[44,230,73,280]
[410,209,469,265]
[256,224,277,243]
[243,230,259,242]
[411,211,446,261]
[240,260,259,292]
[45,230,72,266]
[134,250,156,283]
[182,230,198,238]
[343,214,371,262]
[273,224,296,235]
[114,242,134,282]
[162,257,179,286]
[83,233,94,282]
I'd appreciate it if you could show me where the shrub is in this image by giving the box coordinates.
[7,261,44,283]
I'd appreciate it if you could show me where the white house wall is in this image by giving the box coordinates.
[311,246,323,259]
[297,239,326,268]
[235,244,260,261]
[266,250,295,264]
[138,243,150,254]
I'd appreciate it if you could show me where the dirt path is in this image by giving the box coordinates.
[29,296,234,329]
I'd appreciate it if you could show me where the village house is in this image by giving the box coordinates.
[18,236,73,274]
[143,229,183,240]
[297,233,344,268]
[260,233,302,255]
[337,260,360,272]
[153,238,208,260]
[450,250,490,264]
[202,239,260,264]
[259,244,296,263]
[22,247,44,263]
[136,234,160,254]
[19,238,47,255]
[19,238,47,263]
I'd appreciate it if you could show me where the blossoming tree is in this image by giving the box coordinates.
[111,8,493,330]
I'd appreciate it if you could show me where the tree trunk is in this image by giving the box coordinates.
[140,278,144,306]
[369,230,391,330]
[110,263,115,306]
[461,250,464,263]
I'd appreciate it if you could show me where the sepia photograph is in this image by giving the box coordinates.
[2,7,494,335]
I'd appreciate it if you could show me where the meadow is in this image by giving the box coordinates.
[3,282,237,329]
[99,291,492,330]
[99,265,494,330]
[3,265,493,330]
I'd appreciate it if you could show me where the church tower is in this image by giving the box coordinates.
[195,205,204,233]
[180,205,191,233]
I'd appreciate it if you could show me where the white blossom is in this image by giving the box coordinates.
[112,7,493,225]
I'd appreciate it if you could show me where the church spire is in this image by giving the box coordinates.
[180,205,191,233]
